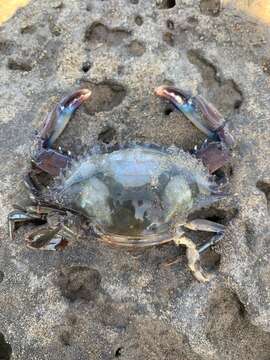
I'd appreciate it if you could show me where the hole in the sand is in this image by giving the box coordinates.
[162,79,175,86]
[256,180,270,211]
[200,0,221,16]
[262,58,270,75]
[49,23,62,37]
[81,61,91,73]
[134,15,143,26]
[59,330,71,346]
[213,165,233,186]
[84,22,130,47]
[0,40,14,55]
[164,106,174,116]
[0,333,12,360]
[80,80,126,114]
[213,169,227,183]
[115,347,123,357]
[163,32,175,46]
[244,220,256,251]
[156,0,176,9]
[20,25,36,34]
[166,19,174,30]
[98,127,116,144]
[206,289,270,358]
[56,266,102,302]
[7,58,32,72]
[206,214,227,224]
[187,16,199,25]
[0,271,4,283]
[52,1,64,9]
[201,249,221,271]
[188,207,238,225]
[187,49,243,114]
[234,99,242,110]
[237,296,246,318]
[117,65,125,75]
[127,40,146,56]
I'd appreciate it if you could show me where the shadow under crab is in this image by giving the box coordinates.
[8,86,234,282]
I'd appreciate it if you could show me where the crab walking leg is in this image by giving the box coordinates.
[8,205,74,247]
[23,173,41,198]
[184,219,225,233]
[173,235,210,282]
[166,221,224,269]
[184,219,225,254]
[198,233,224,254]
[26,225,69,250]
[8,210,45,240]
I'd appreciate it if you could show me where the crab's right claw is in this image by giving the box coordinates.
[155,86,235,173]
[40,89,92,148]
[193,95,234,146]
[155,86,234,146]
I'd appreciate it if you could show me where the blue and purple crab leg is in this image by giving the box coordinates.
[26,225,70,251]
[8,206,72,250]
[8,210,43,240]
[155,86,234,173]
[32,89,92,176]
[184,219,225,254]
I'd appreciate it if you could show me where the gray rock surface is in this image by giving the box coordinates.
[0,0,270,359]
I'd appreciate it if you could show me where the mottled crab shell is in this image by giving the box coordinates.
[54,144,221,246]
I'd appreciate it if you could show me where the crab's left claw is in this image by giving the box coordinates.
[155,86,234,173]
[40,89,92,148]
[32,89,92,177]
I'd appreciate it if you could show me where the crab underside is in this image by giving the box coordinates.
[8,86,234,282]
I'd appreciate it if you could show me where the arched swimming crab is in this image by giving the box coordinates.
[8,86,234,282]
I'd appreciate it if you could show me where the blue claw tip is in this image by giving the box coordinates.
[41,89,92,148]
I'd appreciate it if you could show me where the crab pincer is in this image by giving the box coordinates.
[155,86,234,173]
[32,89,92,177]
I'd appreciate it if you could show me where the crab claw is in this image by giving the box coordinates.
[40,89,92,148]
[31,89,91,177]
[155,86,234,146]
